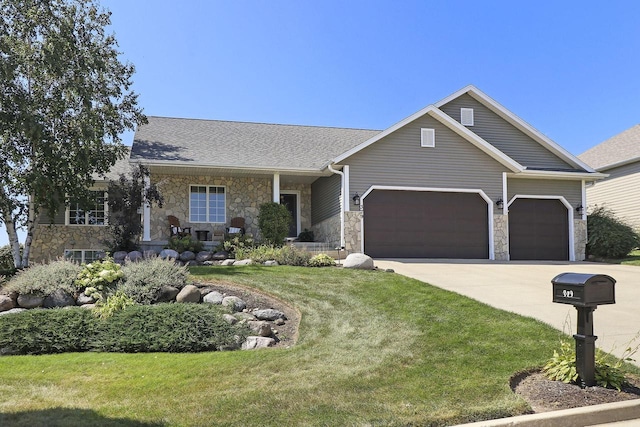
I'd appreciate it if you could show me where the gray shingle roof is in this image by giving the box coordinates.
[94,147,132,181]
[131,117,381,171]
[578,124,640,170]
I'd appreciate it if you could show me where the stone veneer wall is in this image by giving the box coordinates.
[344,210,363,253]
[30,225,110,264]
[150,174,311,242]
[574,218,587,261]
[493,214,509,261]
[310,213,341,247]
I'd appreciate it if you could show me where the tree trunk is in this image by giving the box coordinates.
[4,216,23,269]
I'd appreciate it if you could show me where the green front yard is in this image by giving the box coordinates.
[0,266,578,426]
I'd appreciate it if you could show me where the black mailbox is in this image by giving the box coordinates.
[552,273,615,307]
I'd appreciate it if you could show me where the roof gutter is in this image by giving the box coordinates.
[513,170,608,181]
[327,163,345,249]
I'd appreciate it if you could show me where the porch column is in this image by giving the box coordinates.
[142,175,151,241]
[273,172,280,203]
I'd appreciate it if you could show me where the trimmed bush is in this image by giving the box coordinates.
[4,259,82,297]
[587,206,640,258]
[166,235,204,253]
[257,202,292,245]
[120,257,189,304]
[94,303,248,353]
[217,235,255,258]
[0,308,97,355]
[237,244,312,266]
[309,253,336,267]
[275,245,311,266]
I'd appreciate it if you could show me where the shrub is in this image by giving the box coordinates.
[0,244,20,270]
[4,259,83,297]
[308,253,336,267]
[257,202,292,245]
[94,290,136,319]
[587,206,640,258]
[274,245,311,266]
[120,257,189,304]
[166,235,204,253]
[298,229,314,242]
[218,235,255,258]
[94,303,249,352]
[237,244,311,266]
[0,308,98,355]
[236,244,280,263]
[76,257,124,301]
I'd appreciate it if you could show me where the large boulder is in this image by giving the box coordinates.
[43,289,75,308]
[0,295,15,312]
[203,291,224,305]
[222,296,247,312]
[113,251,128,262]
[221,259,235,266]
[0,308,27,316]
[196,251,212,263]
[176,285,200,303]
[127,251,143,262]
[248,321,273,337]
[179,251,196,262]
[159,249,179,260]
[233,259,253,266]
[211,251,229,260]
[343,253,375,270]
[253,308,286,321]
[17,293,44,309]
[242,336,276,350]
[156,285,180,303]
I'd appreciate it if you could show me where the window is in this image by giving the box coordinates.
[64,249,104,264]
[421,128,435,147]
[461,108,474,126]
[190,185,226,223]
[68,191,107,225]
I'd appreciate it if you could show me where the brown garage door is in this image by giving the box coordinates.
[363,190,489,258]
[508,198,568,261]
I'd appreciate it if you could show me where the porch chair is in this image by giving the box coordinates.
[168,215,192,237]
[225,217,246,236]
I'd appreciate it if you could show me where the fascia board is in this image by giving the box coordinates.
[129,159,323,175]
[512,170,608,181]
[592,156,640,172]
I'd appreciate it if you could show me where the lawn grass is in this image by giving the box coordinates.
[0,265,573,426]
[590,249,640,266]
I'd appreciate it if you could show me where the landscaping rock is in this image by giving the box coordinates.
[203,291,224,304]
[179,251,196,262]
[222,296,247,312]
[176,285,201,303]
[143,250,158,259]
[43,289,75,308]
[234,312,257,322]
[212,251,229,260]
[221,259,235,266]
[233,259,253,266]
[274,318,285,326]
[0,295,15,312]
[343,253,375,270]
[156,285,180,303]
[113,251,128,261]
[159,249,179,260]
[264,260,278,266]
[17,293,44,309]
[186,260,199,267]
[0,308,26,316]
[127,251,143,262]
[76,292,96,305]
[248,320,272,337]
[223,314,238,325]
[80,304,96,309]
[253,308,287,321]
[196,251,212,263]
[242,336,276,350]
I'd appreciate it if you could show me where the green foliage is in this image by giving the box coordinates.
[4,259,82,297]
[543,339,635,390]
[104,165,163,252]
[235,244,280,263]
[275,245,311,266]
[217,234,255,258]
[236,244,312,266]
[257,202,292,245]
[0,308,98,355]
[166,235,204,253]
[0,0,145,268]
[297,228,314,242]
[94,290,136,319]
[120,257,189,304]
[587,206,640,258]
[308,253,336,267]
[94,303,248,353]
[76,257,124,301]
[0,244,20,270]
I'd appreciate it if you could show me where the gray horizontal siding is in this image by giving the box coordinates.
[440,94,573,170]
[586,162,640,230]
[311,174,341,225]
[343,114,507,206]
[507,178,582,208]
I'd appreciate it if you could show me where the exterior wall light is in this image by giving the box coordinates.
[495,199,504,208]
[352,192,360,206]
[576,204,584,215]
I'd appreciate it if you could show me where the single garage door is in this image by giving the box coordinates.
[364,190,489,258]
[508,198,569,261]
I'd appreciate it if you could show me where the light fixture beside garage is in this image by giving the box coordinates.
[576,204,584,215]
[495,199,504,209]
[352,192,360,206]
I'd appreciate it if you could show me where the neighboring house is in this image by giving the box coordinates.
[578,124,640,229]
[31,86,604,263]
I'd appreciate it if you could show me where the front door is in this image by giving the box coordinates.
[280,193,298,238]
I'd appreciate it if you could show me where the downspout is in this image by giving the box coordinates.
[327,163,345,248]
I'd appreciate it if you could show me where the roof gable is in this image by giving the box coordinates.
[578,124,640,170]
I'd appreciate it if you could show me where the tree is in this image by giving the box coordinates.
[257,202,292,246]
[0,0,146,268]
[104,164,163,253]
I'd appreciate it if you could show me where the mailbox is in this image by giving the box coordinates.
[551,273,615,307]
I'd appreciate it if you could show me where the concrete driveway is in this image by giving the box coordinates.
[374,259,640,366]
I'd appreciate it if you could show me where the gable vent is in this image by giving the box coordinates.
[461,108,474,126]
[421,128,435,147]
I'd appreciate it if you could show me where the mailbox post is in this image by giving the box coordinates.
[551,273,616,387]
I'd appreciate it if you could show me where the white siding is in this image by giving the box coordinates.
[586,162,640,230]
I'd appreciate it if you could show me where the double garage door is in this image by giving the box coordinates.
[363,190,569,260]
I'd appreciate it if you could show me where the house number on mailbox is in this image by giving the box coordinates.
[562,289,574,298]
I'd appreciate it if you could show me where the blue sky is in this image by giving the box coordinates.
[2,0,639,245]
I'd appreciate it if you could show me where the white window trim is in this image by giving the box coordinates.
[189,184,227,224]
[64,249,104,264]
[461,108,474,126]
[66,189,108,226]
[420,128,435,148]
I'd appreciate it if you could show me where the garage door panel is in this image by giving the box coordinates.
[509,198,568,261]
[364,190,489,259]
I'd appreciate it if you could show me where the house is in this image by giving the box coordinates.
[30,85,604,263]
[578,124,640,229]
